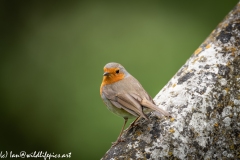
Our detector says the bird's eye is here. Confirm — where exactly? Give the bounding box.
[116,70,119,74]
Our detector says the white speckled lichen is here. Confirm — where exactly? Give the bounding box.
[102,2,240,160]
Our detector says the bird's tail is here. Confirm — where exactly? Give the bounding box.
[141,98,171,117]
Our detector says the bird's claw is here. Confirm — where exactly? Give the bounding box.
[111,137,125,146]
[124,122,140,133]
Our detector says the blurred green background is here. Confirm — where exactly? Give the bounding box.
[0,0,238,159]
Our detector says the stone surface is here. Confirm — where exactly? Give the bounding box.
[102,2,240,160]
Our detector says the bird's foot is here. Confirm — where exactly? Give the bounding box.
[124,122,139,133]
[111,137,125,146]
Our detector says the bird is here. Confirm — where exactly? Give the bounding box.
[100,62,171,146]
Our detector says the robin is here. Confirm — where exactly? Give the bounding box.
[100,62,170,146]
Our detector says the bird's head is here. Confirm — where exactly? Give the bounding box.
[102,62,129,85]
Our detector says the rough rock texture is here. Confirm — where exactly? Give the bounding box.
[102,2,240,160]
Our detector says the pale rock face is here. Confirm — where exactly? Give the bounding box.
[102,3,240,160]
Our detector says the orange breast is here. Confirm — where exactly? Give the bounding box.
[100,73,124,94]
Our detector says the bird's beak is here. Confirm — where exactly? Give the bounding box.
[103,72,110,76]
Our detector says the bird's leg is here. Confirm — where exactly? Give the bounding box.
[124,116,142,133]
[112,118,128,146]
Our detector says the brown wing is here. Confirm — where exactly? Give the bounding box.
[141,98,171,117]
[130,93,170,117]
[110,100,138,117]
[102,75,170,118]
[102,82,147,119]
[112,93,147,119]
